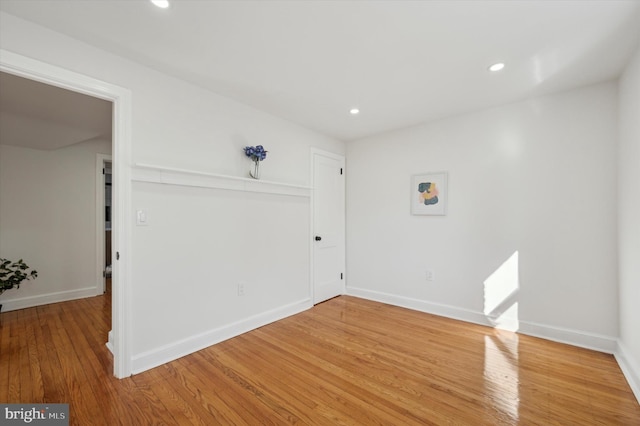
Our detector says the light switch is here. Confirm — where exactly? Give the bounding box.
[136,209,148,226]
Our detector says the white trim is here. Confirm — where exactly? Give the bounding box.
[347,286,492,326]
[106,331,114,355]
[309,151,315,303]
[96,154,112,296]
[111,75,133,380]
[309,148,346,163]
[309,148,346,304]
[132,298,312,374]
[0,287,99,312]
[518,319,617,354]
[346,286,618,354]
[133,163,311,197]
[0,49,133,379]
[615,341,640,403]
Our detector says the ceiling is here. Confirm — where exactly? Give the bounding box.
[0,71,112,150]
[1,0,639,142]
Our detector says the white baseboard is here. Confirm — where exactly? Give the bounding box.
[106,330,114,354]
[615,341,640,403]
[131,298,313,374]
[347,286,493,327]
[0,287,100,312]
[346,286,617,354]
[518,319,617,354]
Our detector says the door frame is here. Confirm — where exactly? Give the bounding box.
[309,148,346,304]
[96,154,112,295]
[1,49,133,379]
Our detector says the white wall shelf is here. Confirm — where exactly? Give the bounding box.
[132,163,312,197]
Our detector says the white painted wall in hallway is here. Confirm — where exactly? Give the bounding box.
[0,139,111,310]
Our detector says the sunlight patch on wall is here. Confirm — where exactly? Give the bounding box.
[484,251,519,331]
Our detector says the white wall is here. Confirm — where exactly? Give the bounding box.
[0,139,111,310]
[618,45,640,398]
[131,181,311,369]
[0,12,344,373]
[347,82,619,351]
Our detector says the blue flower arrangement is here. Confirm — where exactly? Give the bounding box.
[244,145,267,162]
[244,145,267,179]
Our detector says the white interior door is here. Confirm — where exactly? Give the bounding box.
[312,149,345,304]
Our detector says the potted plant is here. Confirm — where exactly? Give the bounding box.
[0,258,38,313]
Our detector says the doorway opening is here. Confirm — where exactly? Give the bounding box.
[1,49,132,378]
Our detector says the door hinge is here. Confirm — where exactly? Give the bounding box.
[102,168,105,175]
[116,251,120,260]
[340,168,343,175]
[340,273,343,280]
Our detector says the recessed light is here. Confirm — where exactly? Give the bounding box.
[349,108,360,115]
[488,62,505,72]
[151,0,170,8]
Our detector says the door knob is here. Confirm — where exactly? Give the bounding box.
[315,236,322,241]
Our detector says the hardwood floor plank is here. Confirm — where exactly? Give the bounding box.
[132,369,209,426]
[6,312,22,402]
[191,350,292,425]
[48,306,105,425]
[292,309,493,409]
[32,321,55,399]
[241,329,434,425]
[160,359,263,425]
[252,323,490,425]
[25,321,44,402]
[0,310,12,402]
[210,335,407,425]
[1,294,639,425]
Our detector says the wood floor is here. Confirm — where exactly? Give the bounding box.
[1,293,639,425]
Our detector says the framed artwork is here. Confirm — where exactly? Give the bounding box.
[411,172,448,215]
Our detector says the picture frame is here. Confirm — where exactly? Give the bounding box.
[411,172,448,215]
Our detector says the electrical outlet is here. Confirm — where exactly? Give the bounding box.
[237,283,245,296]
[426,270,434,282]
